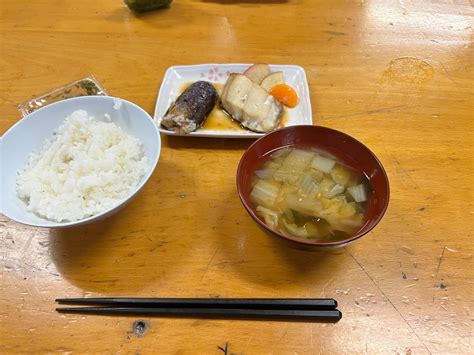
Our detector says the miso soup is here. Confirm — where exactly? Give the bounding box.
[250,147,371,241]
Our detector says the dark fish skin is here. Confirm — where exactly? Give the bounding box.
[161,81,218,134]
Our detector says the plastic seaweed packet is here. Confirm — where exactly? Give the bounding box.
[17,76,108,117]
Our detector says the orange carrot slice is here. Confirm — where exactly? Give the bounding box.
[269,84,299,108]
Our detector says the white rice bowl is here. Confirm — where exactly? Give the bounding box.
[16,110,149,222]
[0,96,161,228]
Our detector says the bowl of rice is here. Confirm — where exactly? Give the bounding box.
[0,96,161,228]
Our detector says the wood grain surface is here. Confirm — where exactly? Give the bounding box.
[1,0,473,353]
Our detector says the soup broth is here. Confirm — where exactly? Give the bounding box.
[250,147,371,241]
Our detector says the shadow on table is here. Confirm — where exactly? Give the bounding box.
[216,189,346,290]
[48,162,191,294]
[165,135,254,151]
[106,3,171,20]
[105,1,199,27]
[202,0,288,3]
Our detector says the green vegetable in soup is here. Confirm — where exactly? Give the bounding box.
[251,147,370,241]
[250,179,279,209]
[311,154,336,173]
[256,206,279,229]
[347,184,368,202]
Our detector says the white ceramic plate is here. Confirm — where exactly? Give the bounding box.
[154,64,312,138]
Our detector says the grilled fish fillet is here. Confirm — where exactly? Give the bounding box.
[220,74,283,132]
[161,81,217,134]
[220,74,252,121]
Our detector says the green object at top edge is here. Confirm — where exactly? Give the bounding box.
[124,0,173,12]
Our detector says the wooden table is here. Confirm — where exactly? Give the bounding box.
[1,0,472,353]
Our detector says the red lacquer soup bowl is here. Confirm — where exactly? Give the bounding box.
[236,125,390,248]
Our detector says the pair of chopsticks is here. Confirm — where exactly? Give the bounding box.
[56,298,341,322]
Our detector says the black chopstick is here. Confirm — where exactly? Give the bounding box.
[55,297,337,310]
[55,306,342,322]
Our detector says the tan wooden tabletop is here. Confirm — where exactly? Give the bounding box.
[1,0,473,353]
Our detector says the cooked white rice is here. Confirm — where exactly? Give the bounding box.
[16,110,149,222]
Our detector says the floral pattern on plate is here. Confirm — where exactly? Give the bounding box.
[200,67,231,82]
